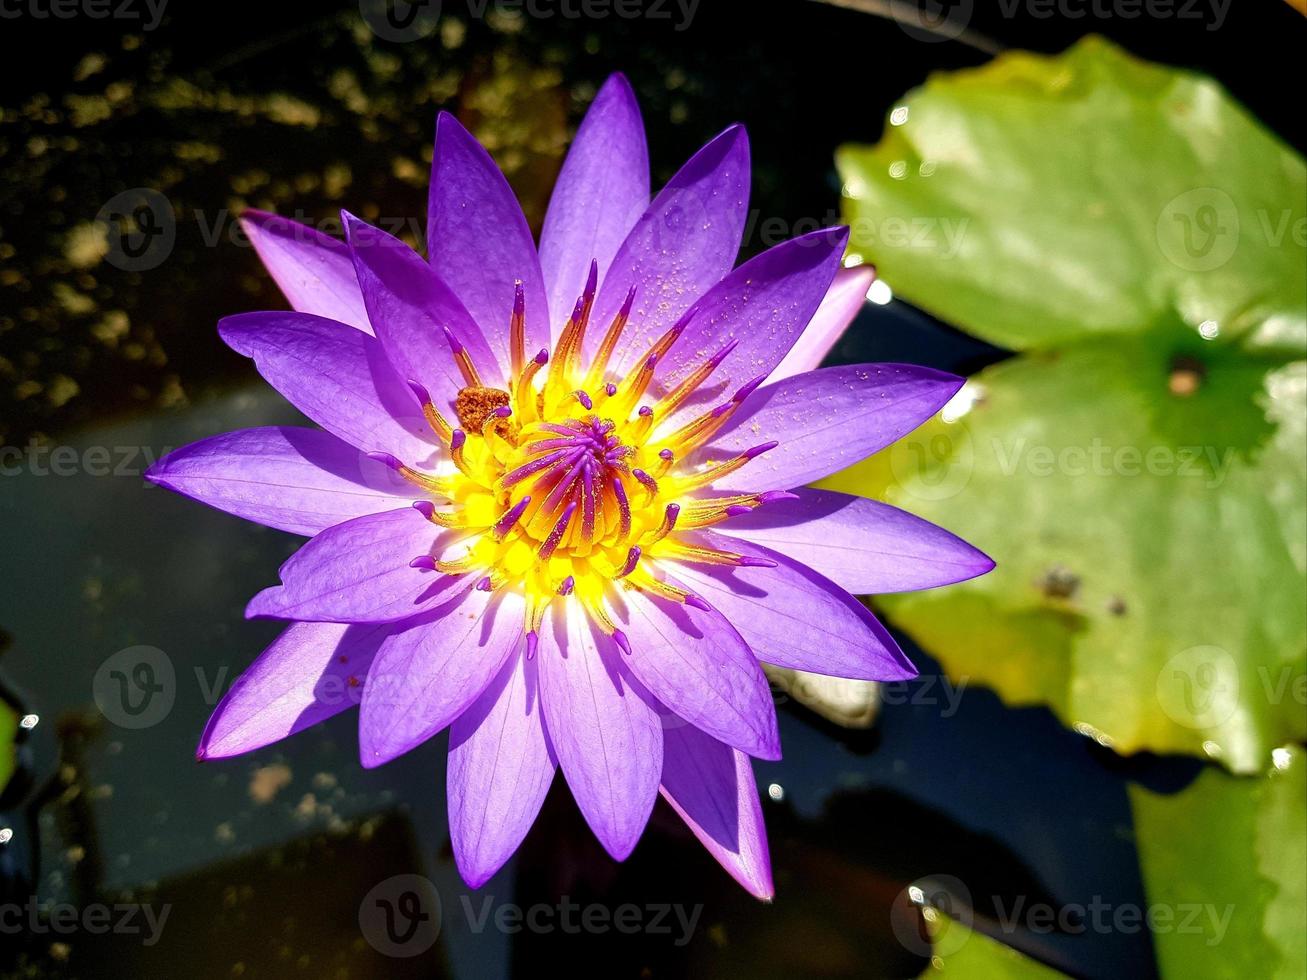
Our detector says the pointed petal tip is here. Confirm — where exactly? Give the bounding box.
[599,70,635,96]
[454,860,499,891]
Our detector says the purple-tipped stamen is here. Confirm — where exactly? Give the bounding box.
[366,451,404,471]
[406,379,432,406]
[632,468,658,497]
[538,500,578,560]
[744,441,780,460]
[733,373,769,403]
[493,495,532,538]
[441,324,464,355]
[615,546,641,578]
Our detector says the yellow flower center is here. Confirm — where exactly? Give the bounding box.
[392,267,781,648]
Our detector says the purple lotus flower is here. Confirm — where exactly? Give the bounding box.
[146,74,992,897]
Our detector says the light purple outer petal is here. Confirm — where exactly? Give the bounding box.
[245,507,453,623]
[668,530,917,681]
[145,427,412,536]
[539,73,649,338]
[198,620,394,759]
[239,210,372,334]
[771,265,875,380]
[447,651,557,887]
[613,587,779,760]
[219,311,439,465]
[586,126,751,375]
[660,723,773,900]
[358,588,525,767]
[702,363,964,492]
[718,487,994,595]
[654,227,848,432]
[344,212,505,401]
[427,112,550,365]
[537,604,663,860]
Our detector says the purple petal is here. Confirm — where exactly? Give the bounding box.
[537,605,663,860]
[427,113,550,364]
[718,487,993,594]
[358,588,525,767]
[245,507,454,623]
[219,311,439,463]
[197,620,394,759]
[586,125,751,374]
[448,651,557,886]
[668,530,917,681]
[343,212,505,400]
[772,266,875,380]
[702,363,963,492]
[655,227,848,431]
[660,723,773,900]
[613,588,779,760]
[239,210,371,334]
[539,73,649,337]
[145,427,412,536]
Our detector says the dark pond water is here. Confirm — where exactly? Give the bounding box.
[0,2,1299,977]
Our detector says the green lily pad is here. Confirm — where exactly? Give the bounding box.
[830,37,1307,773]
[836,36,1305,355]
[919,911,1069,978]
[1128,746,1306,978]
[0,698,17,799]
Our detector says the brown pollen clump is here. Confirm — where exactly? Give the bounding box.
[455,386,512,432]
